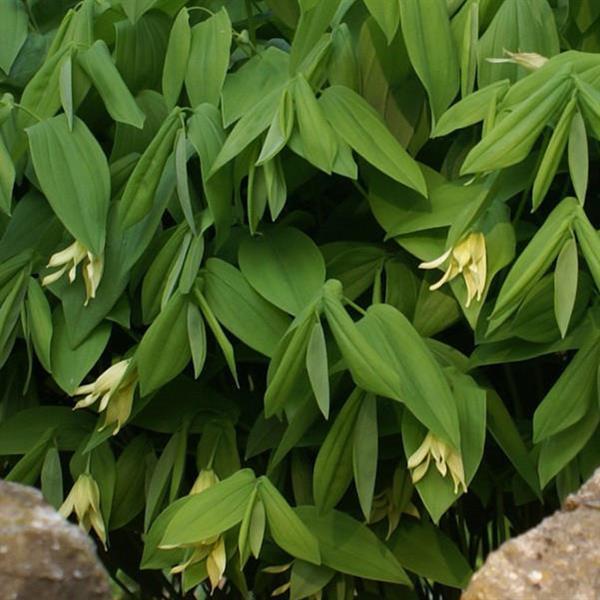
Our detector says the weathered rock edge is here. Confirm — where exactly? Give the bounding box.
[0,479,111,600]
[462,467,600,599]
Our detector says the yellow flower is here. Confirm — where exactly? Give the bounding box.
[166,470,227,592]
[419,232,487,308]
[407,432,467,494]
[59,473,106,546]
[487,50,548,71]
[42,240,104,305]
[73,359,137,434]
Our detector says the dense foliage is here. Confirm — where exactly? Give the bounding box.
[1,0,599,598]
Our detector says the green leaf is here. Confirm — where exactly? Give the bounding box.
[320,86,427,194]
[295,506,410,585]
[290,561,335,600]
[203,258,291,357]
[389,518,471,588]
[0,0,28,74]
[51,308,111,395]
[185,8,231,107]
[258,476,321,564]
[533,332,600,443]
[0,134,15,215]
[462,68,573,174]
[27,115,111,255]
[352,393,378,521]
[118,107,182,228]
[187,303,206,378]
[364,0,400,44]
[568,110,588,205]
[293,74,337,173]
[313,388,363,513]
[159,469,256,547]
[239,227,326,316]
[162,8,191,109]
[554,237,579,338]
[41,446,63,509]
[26,277,53,372]
[305,319,330,418]
[121,0,158,24]
[137,291,191,396]
[77,40,146,128]
[399,0,460,123]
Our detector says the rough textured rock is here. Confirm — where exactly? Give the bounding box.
[0,480,111,600]
[462,467,600,599]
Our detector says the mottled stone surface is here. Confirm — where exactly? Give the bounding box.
[462,467,600,599]
[0,480,111,600]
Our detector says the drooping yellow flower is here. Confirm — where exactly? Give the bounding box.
[59,473,106,546]
[487,50,548,71]
[73,359,137,434]
[419,232,487,308]
[42,240,104,305]
[407,432,467,494]
[164,470,227,592]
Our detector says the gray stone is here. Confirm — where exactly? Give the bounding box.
[462,467,600,600]
[0,480,111,600]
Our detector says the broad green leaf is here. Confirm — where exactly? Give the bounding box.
[433,80,510,137]
[554,237,579,338]
[137,291,191,396]
[26,278,53,372]
[486,390,541,497]
[203,258,291,357]
[41,446,63,509]
[51,308,111,395]
[118,107,181,228]
[461,68,573,174]
[160,469,256,546]
[187,104,233,248]
[533,332,600,442]
[490,197,579,328]
[399,0,460,123]
[0,134,15,215]
[356,304,461,448]
[121,0,157,24]
[532,95,576,211]
[258,476,321,564]
[174,129,196,233]
[27,115,111,255]
[111,435,152,529]
[568,110,588,205]
[295,506,410,585]
[305,319,330,418]
[538,406,599,488]
[77,40,145,128]
[0,407,95,454]
[313,389,363,513]
[364,0,400,43]
[239,227,326,316]
[162,8,191,109]
[185,9,231,108]
[460,2,478,98]
[290,561,335,600]
[187,303,206,378]
[573,206,600,290]
[293,74,337,173]
[477,0,559,88]
[0,0,28,74]
[290,0,342,72]
[352,394,378,520]
[389,518,471,588]
[58,55,73,130]
[320,86,427,194]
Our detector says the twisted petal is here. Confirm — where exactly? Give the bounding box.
[419,248,452,270]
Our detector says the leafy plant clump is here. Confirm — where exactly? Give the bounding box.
[1,0,599,598]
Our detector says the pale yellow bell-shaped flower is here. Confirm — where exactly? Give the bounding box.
[407,432,467,494]
[73,359,137,434]
[487,50,548,71]
[59,473,106,546]
[419,232,487,308]
[166,470,227,591]
[42,240,104,305]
